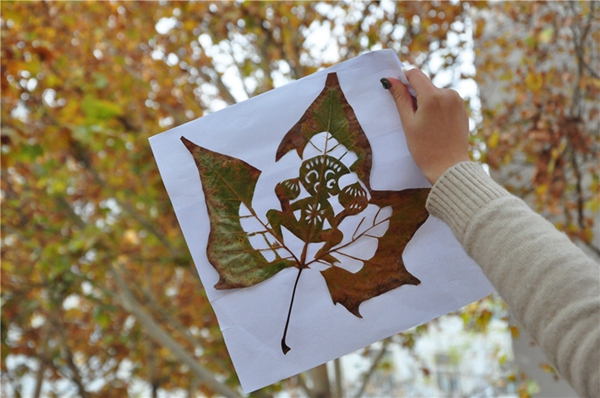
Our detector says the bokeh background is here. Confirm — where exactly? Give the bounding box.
[2,1,598,397]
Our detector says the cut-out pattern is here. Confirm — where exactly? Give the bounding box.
[182,72,430,354]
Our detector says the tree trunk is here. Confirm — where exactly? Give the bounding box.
[32,359,46,398]
[333,358,343,398]
[310,364,331,398]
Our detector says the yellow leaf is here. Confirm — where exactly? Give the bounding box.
[525,73,543,91]
[499,354,508,365]
[540,363,555,374]
[581,228,594,244]
[488,130,500,149]
[584,198,599,213]
[500,70,514,81]
[539,27,554,44]
[124,229,140,245]
[535,184,548,197]
[510,325,520,339]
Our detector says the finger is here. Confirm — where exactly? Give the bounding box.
[404,69,437,98]
[385,77,416,126]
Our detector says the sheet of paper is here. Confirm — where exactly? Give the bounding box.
[149,49,493,393]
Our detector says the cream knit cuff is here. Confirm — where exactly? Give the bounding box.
[426,162,510,240]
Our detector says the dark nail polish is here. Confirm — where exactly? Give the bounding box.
[380,78,391,90]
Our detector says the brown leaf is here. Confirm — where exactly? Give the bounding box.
[321,188,429,317]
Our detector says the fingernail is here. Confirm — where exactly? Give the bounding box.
[380,78,391,90]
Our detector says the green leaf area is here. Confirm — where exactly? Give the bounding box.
[276,73,372,190]
[182,137,294,289]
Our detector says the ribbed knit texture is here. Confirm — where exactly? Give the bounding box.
[427,162,599,398]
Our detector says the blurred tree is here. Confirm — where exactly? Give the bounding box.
[473,1,599,395]
[0,0,564,396]
[473,1,599,258]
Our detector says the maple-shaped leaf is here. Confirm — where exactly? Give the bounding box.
[181,137,295,289]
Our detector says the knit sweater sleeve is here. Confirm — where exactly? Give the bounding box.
[426,162,600,398]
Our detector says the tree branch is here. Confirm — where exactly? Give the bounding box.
[353,341,389,398]
[198,64,239,106]
[48,306,90,398]
[110,262,242,398]
[569,147,585,230]
[296,373,317,398]
[118,264,208,357]
[583,241,600,257]
[187,377,201,398]
[310,364,331,398]
[32,357,47,398]
[56,196,87,230]
[333,358,343,398]
[78,158,185,260]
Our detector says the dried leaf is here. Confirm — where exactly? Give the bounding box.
[276,73,373,189]
[182,137,295,289]
[183,73,429,353]
[321,189,429,317]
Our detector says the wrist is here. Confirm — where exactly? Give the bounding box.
[425,157,471,185]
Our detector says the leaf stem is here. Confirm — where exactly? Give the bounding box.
[281,267,304,354]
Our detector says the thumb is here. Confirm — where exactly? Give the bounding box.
[385,77,416,127]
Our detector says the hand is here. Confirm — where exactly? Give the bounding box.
[384,69,471,185]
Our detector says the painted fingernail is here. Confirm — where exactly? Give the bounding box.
[380,78,391,90]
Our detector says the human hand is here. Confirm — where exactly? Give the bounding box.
[383,69,471,185]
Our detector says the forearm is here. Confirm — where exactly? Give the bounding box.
[427,162,600,398]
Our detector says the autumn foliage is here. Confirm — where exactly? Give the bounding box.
[473,1,599,254]
[1,1,597,397]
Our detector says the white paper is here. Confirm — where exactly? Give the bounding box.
[149,49,493,393]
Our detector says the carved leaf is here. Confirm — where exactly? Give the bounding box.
[181,137,295,289]
[321,188,430,317]
[276,73,373,189]
[182,72,430,354]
